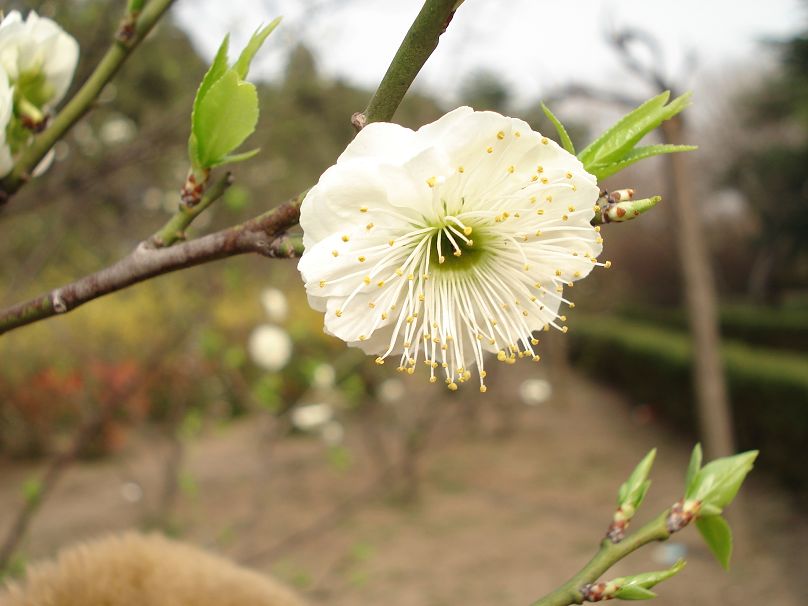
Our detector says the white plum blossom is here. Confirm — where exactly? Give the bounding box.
[299,107,606,392]
[0,74,13,177]
[0,11,79,110]
[260,287,289,322]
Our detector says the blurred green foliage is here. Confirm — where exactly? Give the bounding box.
[569,316,808,492]
[616,304,808,352]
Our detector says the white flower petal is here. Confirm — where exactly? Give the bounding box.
[298,108,606,391]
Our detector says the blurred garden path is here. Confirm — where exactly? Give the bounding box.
[0,372,805,606]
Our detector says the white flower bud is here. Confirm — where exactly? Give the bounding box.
[0,74,12,177]
[0,11,79,110]
[247,324,292,372]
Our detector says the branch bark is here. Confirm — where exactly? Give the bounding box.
[0,197,305,336]
[362,0,459,124]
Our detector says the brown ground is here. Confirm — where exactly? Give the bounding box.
[0,373,805,606]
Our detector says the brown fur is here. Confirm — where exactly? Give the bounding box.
[0,533,306,606]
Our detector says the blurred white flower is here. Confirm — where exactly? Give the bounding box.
[377,378,405,405]
[321,420,345,446]
[99,115,137,146]
[0,74,13,177]
[299,107,604,392]
[260,287,288,322]
[247,324,292,371]
[312,363,336,389]
[519,378,552,406]
[0,11,79,110]
[291,402,333,432]
[120,481,143,504]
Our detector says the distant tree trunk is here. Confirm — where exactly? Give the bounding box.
[662,116,736,459]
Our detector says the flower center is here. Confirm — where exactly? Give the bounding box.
[428,223,488,272]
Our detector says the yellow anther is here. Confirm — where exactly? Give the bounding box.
[479,385,488,393]
[407,273,414,280]
[389,239,395,246]
[375,357,385,365]
[381,312,389,320]
[546,195,553,202]
[562,214,569,221]
[407,367,415,375]
[426,176,437,188]
[369,302,376,309]
[448,382,458,391]
[342,234,350,242]
[507,165,515,174]
[378,281,385,288]
[541,177,549,185]
[359,335,367,341]
[319,280,326,288]
[418,293,425,302]
[532,355,541,362]
[531,338,539,345]
[531,175,538,182]
[358,256,366,262]
[464,226,473,236]
[429,376,438,383]
[537,165,544,173]
[497,131,505,140]
[363,276,371,284]
[560,315,567,322]
[497,350,507,362]
[561,326,569,333]
[605,260,613,269]
[480,370,487,378]
[395,268,403,276]
[555,269,562,277]
[514,131,521,138]
[335,309,343,317]
[439,255,446,264]
[453,250,462,257]
[360,206,368,213]
[366,222,374,230]
[536,209,545,215]
[566,172,573,179]
[568,206,575,212]
[486,146,494,154]
[458,166,465,173]
[530,196,537,204]
[332,250,339,257]
[541,137,549,144]
[594,225,601,232]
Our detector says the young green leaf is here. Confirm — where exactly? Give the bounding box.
[696,515,733,570]
[577,91,693,180]
[611,560,687,601]
[192,69,259,169]
[617,448,656,509]
[587,144,697,180]
[614,585,657,601]
[233,18,282,80]
[684,443,703,495]
[687,450,758,510]
[541,103,575,155]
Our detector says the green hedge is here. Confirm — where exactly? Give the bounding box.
[617,304,808,351]
[569,316,808,492]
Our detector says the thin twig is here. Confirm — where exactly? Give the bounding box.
[531,512,671,606]
[362,0,460,124]
[0,198,305,336]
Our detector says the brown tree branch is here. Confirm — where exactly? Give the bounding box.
[0,196,305,336]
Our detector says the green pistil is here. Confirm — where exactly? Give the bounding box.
[429,226,488,272]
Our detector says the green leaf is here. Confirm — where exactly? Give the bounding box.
[578,91,692,170]
[617,448,656,509]
[587,144,698,180]
[233,18,282,80]
[215,148,261,167]
[541,103,575,154]
[192,69,259,169]
[614,586,657,600]
[696,515,733,570]
[688,450,758,508]
[22,477,43,505]
[685,443,703,495]
[193,36,231,125]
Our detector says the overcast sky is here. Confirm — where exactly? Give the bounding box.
[175,0,804,106]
